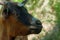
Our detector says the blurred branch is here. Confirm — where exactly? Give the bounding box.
[39,0,49,13]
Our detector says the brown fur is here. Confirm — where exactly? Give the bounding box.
[2,14,30,40]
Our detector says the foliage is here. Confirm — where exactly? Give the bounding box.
[42,0,60,40]
[12,0,23,3]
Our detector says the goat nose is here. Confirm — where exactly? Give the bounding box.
[36,20,42,25]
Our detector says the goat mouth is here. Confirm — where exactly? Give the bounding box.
[28,28,41,34]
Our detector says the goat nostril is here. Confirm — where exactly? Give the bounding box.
[36,20,41,25]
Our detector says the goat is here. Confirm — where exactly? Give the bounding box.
[1,2,43,40]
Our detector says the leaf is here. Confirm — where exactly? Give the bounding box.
[12,0,24,3]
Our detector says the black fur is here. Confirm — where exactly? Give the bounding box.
[3,2,32,25]
[3,2,43,34]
